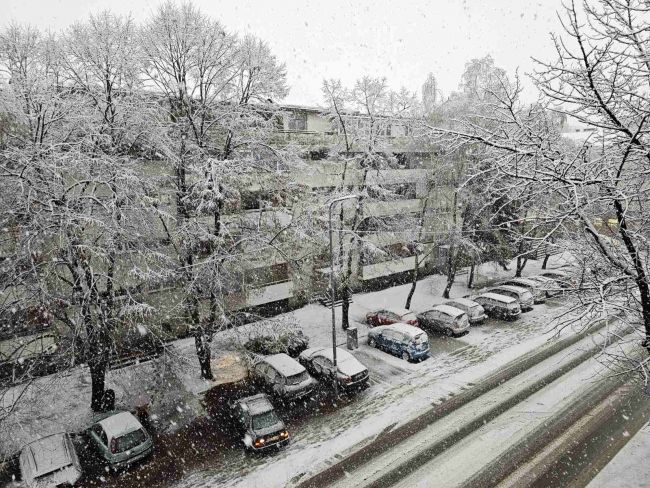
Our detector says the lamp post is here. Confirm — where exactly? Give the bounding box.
[328,194,360,398]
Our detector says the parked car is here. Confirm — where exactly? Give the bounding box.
[365,307,418,327]
[367,323,430,362]
[473,293,522,320]
[251,353,317,402]
[528,275,562,297]
[298,346,369,391]
[540,269,574,288]
[229,393,290,451]
[499,277,546,304]
[417,305,470,337]
[19,433,82,487]
[444,298,487,325]
[487,285,534,311]
[86,410,153,470]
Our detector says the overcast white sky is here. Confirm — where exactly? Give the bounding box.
[6,0,566,106]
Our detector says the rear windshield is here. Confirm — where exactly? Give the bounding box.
[286,370,309,385]
[252,410,281,430]
[115,429,147,453]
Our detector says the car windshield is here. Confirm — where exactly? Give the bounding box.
[115,429,147,453]
[252,410,281,430]
[286,370,309,385]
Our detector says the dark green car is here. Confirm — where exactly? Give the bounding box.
[87,410,153,469]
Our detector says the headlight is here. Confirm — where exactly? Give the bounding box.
[279,430,289,438]
[254,437,266,447]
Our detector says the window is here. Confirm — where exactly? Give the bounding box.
[287,111,307,131]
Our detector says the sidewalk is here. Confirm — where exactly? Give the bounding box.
[587,421,650,488]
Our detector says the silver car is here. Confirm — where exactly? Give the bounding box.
[87,411,154,470]
[445,298,487,324]
[499,278,546,303]
[417,305,470,336]
[298,347,369,390]
[488,285,534,311]
[252,353,317,402]
[19,433,82,487]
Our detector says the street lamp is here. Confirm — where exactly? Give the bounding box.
[328,194,360,398]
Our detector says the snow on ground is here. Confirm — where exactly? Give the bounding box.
[0,254,575,469]
[587,421,650,488]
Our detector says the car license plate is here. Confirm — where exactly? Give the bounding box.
[269,435,279,442]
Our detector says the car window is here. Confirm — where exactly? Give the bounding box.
[92,424,108,445]
[252,410,281,430]
[383,330,397,341]
[114,429,147,453]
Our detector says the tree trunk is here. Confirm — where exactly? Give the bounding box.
[468,263,476,289]
[612,198,650,350]
[195,331,213,380]
[341,285,350,330]
[405,255,419,309]
[89,359,108,412]
[515,256,528,277]
[443,248,456,299]
[541,254,550,270]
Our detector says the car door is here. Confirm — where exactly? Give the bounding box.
[311,356,326,377]
[89,423,109,458]
[427,310,441,331]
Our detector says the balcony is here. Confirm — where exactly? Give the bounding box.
[364,199,423,218]
[361,256,417,281]
[245,280,294,307]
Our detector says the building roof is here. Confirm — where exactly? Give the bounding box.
[98,411,143,438]
[263,353,305,376]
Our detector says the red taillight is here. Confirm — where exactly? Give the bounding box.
[110,437,118,454]
[409,320,417,325]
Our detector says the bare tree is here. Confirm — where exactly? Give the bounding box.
[430,0,650,361]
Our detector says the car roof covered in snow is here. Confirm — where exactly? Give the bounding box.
[301,346,353,363]
[381,307,415,317]
[501,277,537,286]
[98,411,143,438]
[431,304,466,317]
[446,297,481,308]
[541,269,568,277]
[490,285,530,295]
[21,433,74,478]
[263,353,305,376]
[374,322,426,337]
[238,393,274,416]
[477,292,518,304]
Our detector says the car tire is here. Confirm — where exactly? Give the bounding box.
[402,351,411,362]
[444,328,453,337]
[368,338,376,348]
